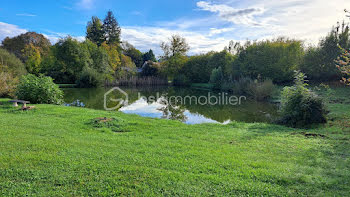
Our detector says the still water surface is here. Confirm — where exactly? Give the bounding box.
[63,87,279,124]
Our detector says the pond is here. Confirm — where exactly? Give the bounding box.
[62,86,279,124]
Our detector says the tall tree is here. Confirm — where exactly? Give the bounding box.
[86,16,105,46]
[143,49,157,62]
[1,32,51,62]
[103,11,121,45]
[160,35,189,59]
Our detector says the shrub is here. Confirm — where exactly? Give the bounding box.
[278,71,327,127]
[228,77,253,94]
[140,61,160,77]
[0,72,18,97]
[16,74,64,104]
[247,79,276,101]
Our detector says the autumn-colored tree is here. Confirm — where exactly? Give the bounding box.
[334,9,350,85]
[101,42,121,73]
[118,54,137,78]
[335,49,350,85]
[122,41,143,67]
[1,32,51,62]
[23,44,42,75]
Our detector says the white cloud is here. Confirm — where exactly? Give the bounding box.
[197,1,265,26]
[0,22,27,42]
[0,22,84,45]
[16,13,37,17]
[209,27,235,36]
[121,26,232,56]
[196,0,350,44]
[42,30,85,44]
[76,0,94,10]
[122,0,350,55]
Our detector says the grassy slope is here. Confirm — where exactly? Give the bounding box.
[0,89,350,196]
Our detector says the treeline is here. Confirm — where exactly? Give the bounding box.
[161,23,349,90]
[0,11,158,93]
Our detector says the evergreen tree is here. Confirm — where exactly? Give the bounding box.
[103,11,121,45]
[86,16,105,46]
[143,49,157,62]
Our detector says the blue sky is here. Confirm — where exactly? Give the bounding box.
[1,0,350,56]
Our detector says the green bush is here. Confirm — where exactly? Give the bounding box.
[278,71,327,127]
[16,74,64,104]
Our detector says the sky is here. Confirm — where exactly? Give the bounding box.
[1,0,350,56]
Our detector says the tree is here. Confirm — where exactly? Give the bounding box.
[101,42,121,74]
[118,54,137,78]
[1,32,51,62]
[160,35,189,59]
[122,42,143,67]
[0,48,27,97]
[46,37,92,84]
[233,38,304,83]
[103,11,121,45]
[23,44,42,75]
[210,66,224,89]
[0,48,27,77]
[140,61,160,77]
[143,49,157,62]
[225,41,243,55]
[86,16,105,46]
[161,54,188,79]
[335,48,350,85]
[83,40,112,80]
[301,23,349,81]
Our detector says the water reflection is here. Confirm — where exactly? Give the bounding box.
[63,87,279,124]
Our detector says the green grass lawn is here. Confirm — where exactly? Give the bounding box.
[0,88,350,196]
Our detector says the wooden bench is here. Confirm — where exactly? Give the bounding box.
[9,100,30,108]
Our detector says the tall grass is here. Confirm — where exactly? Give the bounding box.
[221,77,276,101]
